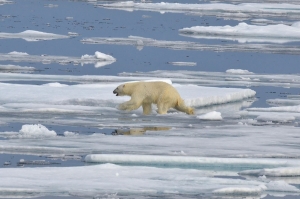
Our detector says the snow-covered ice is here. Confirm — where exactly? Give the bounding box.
[2,124,300,159]
[1,163,296,198]
[167,62,197,66]
[100,2,300,20]
[179,22,300,43]
[0,64,35,71]
[0,81,255,110]
[82,36,300,55]
[0,30,69,41]
[0,51,116,67]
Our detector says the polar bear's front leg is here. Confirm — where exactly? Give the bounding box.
[118,98,143,111]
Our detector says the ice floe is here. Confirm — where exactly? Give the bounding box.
[0,30,69,41]
[99,2,300,20]
[0,0,12,6]
[240,167,300,177]
[1,124,300,159]
[0,51,116,67]
[226,69,253,74]
[167,62,196,66]
[1,163,295,198]
[82,36,300,55]
[179,22,300,43]
[0,64,35,72]
[0,81,255,109]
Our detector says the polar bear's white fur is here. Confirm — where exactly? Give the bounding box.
[113,81,194,115]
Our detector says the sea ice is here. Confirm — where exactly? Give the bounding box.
[0,64,35,71]
[0,163,289,198]
[2,125,300,159]
[226,69,253,74]
[0,81,255,109]
[82,36,300,55]
[0,30,69,41]
[119,70,300,88]
[99,2,300,20]
[17,124,57,138]
[179,22,300,43]
[240,167,300,177]
[167,62,197,66]
[0,51,116,67]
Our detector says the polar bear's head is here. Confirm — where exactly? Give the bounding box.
[113,84,126,96]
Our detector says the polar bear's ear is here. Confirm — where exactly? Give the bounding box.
[123,85,125,88]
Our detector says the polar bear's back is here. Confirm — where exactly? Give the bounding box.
[134,81,181,103]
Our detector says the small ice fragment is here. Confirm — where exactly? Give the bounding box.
[4,161,11,166]
[226,69,253,74]
[68,32,79,36]
[64,131,78,136]
[197,111,222,120]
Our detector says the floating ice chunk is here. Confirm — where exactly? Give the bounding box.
[95,51,115,61]
[213,185,266,195]
[256,115,295,123]
[240,167,300,177]
[67,32,79,36]
[18,124,57,138]
[175,84,255,107]
[0,163,278,198]
[226,69,253,74]
[44,4,58,8]
[100,2,300,21]
[82,36,300,55]
[84,154,290,167]
[0,0,12,5]
[267,181,300,192]
[197,111,222,120]
[0,51,114,67]
[8,51,29,56]
[167,62,197,66]
[0,82,254,109]
[42,82,68,87]
[0,30,69,41]
[63,131,78,136]
[81,51,116,67]
[179,22,300,43]
[0,64,35,71]
[248,105,300,113]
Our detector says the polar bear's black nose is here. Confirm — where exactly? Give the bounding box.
[113,89,118,96]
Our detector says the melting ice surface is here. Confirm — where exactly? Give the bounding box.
[179,22,300,43]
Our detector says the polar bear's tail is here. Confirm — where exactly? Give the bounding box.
[175,100,194,115]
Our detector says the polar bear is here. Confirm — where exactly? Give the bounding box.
[113,81,194,115]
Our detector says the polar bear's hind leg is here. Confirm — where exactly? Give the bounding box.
[142,103,152,115]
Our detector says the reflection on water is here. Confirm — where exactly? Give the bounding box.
[112,126,171,136]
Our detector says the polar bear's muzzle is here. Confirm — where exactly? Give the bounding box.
[113,89,118,96]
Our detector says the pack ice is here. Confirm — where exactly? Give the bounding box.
[179,22,300,43]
